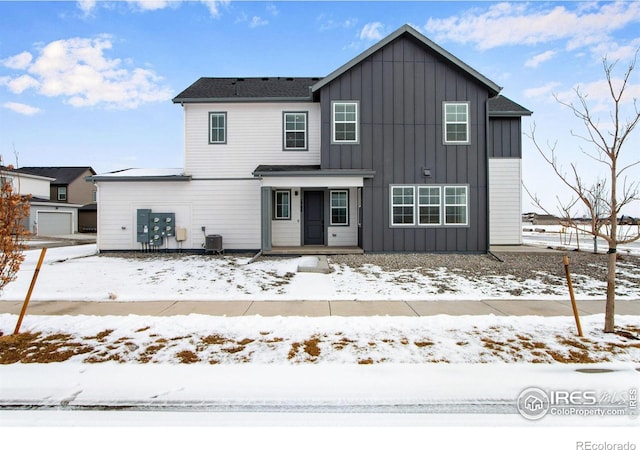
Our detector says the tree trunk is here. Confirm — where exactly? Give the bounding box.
[604,250,616,333]
[605,159,617,334]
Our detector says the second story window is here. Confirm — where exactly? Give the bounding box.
[443,102,469,145]
[332,101,358,144]
[283,112,307,150]
[57,186,67,201]
[209,112,227,144]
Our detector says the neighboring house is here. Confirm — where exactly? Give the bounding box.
[0,165,81,236]
[522,213,562,226]
[17,167,97,233]
[92,25,531,253]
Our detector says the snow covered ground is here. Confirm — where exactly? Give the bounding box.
[1,235,639,448]
[2,238,639,302]
[523,225,640,256]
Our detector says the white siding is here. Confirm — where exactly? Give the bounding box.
[96,179,261,251]
[272,189,301,246]
[328,187,358,246]
[4,173,51,199]
[184,102,321,178]
[489,158,522,245]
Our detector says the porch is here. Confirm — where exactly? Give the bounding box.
[253,165,375,254]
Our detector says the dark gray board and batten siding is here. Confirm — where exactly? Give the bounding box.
[488,118,523,158]
[319,34,494,253]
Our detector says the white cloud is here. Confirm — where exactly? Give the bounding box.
[1,36,172,109]
[359,22,384,41]
[423,2,640,51]
[590,38,640,62]
[3,102,42,116]
[317,16,357,32]
[249,16,268,28]
[555,78,640,113]
[76,0,228,17]
[525,50,557,68]
[76,0,96,15]
[266,3,278,16]
[4,74,40,94]
[524,82,562,99]
[2,51,33,70]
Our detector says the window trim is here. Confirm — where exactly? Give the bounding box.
[208,112,227,144]
[57,186,67,201]
[331,101,359,144]
[273,190,291,220]
[282,111,308,151]
[390,185,416,227]
[330,190,349,226]
[390,184,469,228]
[443,102,470,145]
[444,185,469,226]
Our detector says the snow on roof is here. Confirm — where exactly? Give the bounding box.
[90,168,190,182]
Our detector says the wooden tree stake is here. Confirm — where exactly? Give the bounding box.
[13,247,47,335]
[563,255,583,337]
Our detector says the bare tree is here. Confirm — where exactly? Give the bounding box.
[0,158,31,292]
[526,50,640,333]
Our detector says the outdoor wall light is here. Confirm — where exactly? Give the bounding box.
[423,168,432,177]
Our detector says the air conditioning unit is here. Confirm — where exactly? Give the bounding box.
[205,234,223,254]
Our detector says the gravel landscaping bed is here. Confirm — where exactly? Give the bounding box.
[329,251,640,288]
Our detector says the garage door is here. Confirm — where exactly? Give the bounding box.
[38,212,73,236]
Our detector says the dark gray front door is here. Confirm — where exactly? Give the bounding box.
[304,190,324,245]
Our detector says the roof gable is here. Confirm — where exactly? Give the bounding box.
[311,24,501,95]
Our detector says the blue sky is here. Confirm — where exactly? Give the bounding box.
[1,1,640,215]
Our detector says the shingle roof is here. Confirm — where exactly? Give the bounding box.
[17,167,96,185]
[173,77,321,103]
[488,95,532,117]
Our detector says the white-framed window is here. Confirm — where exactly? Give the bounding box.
[332,101,358,143]
[57,186,67,201]
[209,112,227,144]
[330,190,349,225]
[418,186,441,225]
[283,112,308,150]
[390,186,415,226]
[443,102,469,144]
[444,186,468,225]
[390,185,468,227]
[274,190,290,220]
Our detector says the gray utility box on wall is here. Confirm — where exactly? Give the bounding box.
[137,209,176,245]
[205,234,223,254]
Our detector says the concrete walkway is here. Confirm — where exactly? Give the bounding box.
[1,299,638,317]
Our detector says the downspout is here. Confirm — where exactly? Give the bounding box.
[485,98,491,255]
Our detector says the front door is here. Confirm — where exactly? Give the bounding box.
[304,190,324,245]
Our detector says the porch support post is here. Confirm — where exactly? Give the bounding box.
[261,187,272,251]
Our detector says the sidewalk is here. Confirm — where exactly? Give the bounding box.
[1,299,639,317]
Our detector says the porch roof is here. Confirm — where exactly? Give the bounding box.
[252,165,375,178]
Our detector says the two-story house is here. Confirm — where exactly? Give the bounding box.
[1,165,83,236]
[17,166,98,233]
[91,25,531,253]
